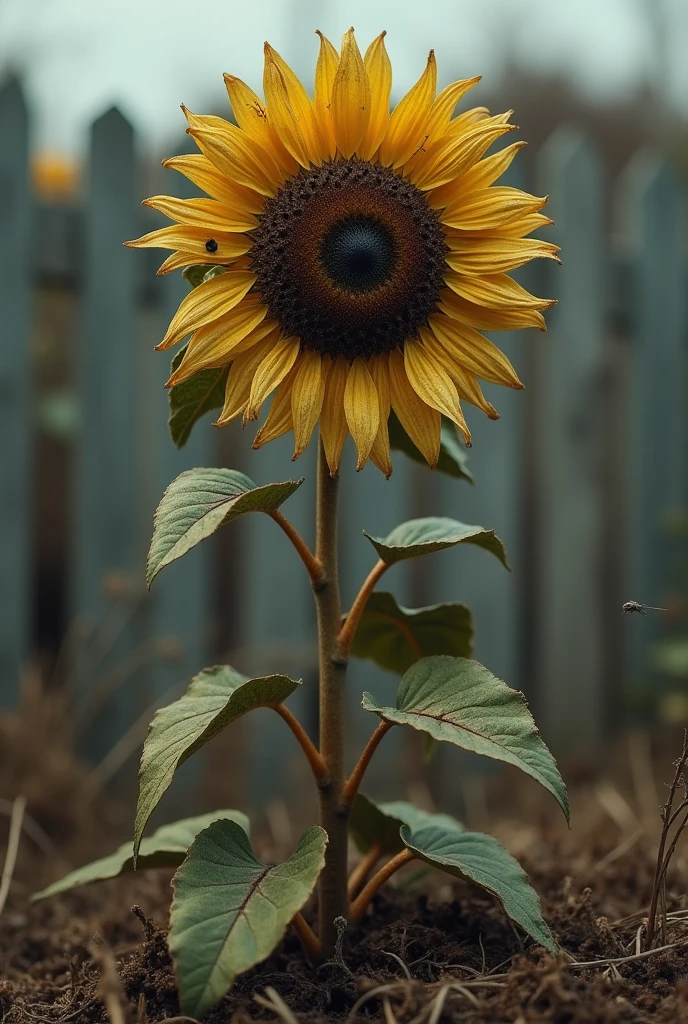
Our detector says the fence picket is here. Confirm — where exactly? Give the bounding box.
[535,128,607,753]
[73,107,140,754]
[618,155,688,686]
[0,79,32,704]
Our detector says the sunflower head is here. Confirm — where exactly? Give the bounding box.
[126,29,559,477]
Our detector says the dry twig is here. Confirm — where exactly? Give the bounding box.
[645,728,688,949]
[253,986,301,1024]
[0,793,27,917]
[88,938,128,1024]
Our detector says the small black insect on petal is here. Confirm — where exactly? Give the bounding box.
[205,238,219,253]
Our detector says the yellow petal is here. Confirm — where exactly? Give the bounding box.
[403,339,470,441]
[166,305,272,385]
[158,270,256,349]
[425,316,522,388]
[143,195,257,233]
[403,76,481,173]
[245,335,301,421]
[155,250,244,276]
[163,154,265,213]
[379,50,437,167]
[439,140,527,198]
[314,31,339,160]
[360,32,392,159]
[319,355,349,475]
[410,117,517,191]
[434,349,499,419]
[263,43,322,166]
[440,187,547,231]
[330,28,371,159]
[444,270,557,311]
[223,74,298,175]
[439,288,547,331]
[125,224,252,260]
[291,350,325,458]
[471,212,554,239]
[445,235,561,276]
[215,339,272,425]
[368,354,393,478]
[187,124,281,196]
[388,349,441,467]
[343,357,380,470]
[252,364,298,447]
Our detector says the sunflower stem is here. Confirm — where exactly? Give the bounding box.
[314,436,350,956]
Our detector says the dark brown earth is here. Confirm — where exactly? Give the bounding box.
[2,682,688,1022]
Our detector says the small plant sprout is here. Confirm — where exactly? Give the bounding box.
[34,31,568,1019]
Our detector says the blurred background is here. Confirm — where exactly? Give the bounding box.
[1,0,688,837]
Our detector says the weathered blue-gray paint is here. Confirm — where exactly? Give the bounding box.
[620,154,688,684]
[0,80,32,703]
[72,108,140,752]
[536,128,607,751]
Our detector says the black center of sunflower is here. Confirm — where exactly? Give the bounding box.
[250,159,448,360]
[319,215,397,293]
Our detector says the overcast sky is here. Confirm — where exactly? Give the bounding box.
[1,0,687,156]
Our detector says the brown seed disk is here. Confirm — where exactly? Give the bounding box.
[249,158,448,360]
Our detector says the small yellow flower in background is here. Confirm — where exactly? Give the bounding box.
[126,29,559,476]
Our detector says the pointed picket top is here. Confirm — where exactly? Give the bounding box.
[535,126,606,751]
[617,151,688,687]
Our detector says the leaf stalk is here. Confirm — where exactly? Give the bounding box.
[337,559,388,656]
[349,848,416,925]
[271,704,329,785]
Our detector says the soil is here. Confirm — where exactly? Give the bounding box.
[2,685,688,1022]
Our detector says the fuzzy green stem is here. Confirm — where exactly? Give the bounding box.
[314,437,349,955]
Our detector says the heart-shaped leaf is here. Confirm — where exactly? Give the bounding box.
[349,592,473,675]
[389,414,473,482]
[400,824,557,953]
[362,655,569,821]
[170,820,327,1018]
[364,517,509,569]
[168,345,228,449]
[32,810,249,902]
[147,468,303,585]
[135,666,300,863]
[349,793,464,856]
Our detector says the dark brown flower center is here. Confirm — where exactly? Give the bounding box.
[249,159,448,360]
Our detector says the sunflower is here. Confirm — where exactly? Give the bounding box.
[126,29,559,477]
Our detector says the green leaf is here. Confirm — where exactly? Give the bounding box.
[135,666,300,863]
[364,517,509,569]
[400,824,557,953]
[362,655,569,821]
[32,810,248,902]
[389,413,473,482]
[170,820,327,1018]
[349,591,473,675]
[182,264,226,289]
[147,468,303,586]
[168,347,228,449]
[350,793,463,856]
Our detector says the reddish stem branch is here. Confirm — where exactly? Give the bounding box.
[290,912,321,962]
[348,841,384,899]
[342,721,393,808]
[271,704,329,785]
[349,849,416,925]
[337,559,388,655]
[269,510,324,587]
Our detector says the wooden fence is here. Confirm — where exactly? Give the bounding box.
[1,76,687,810]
